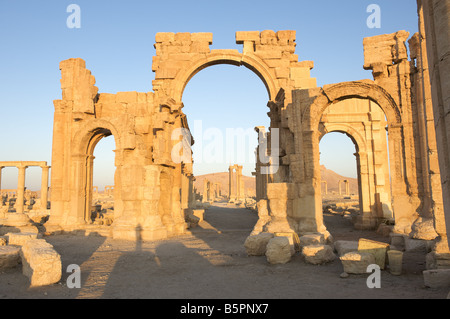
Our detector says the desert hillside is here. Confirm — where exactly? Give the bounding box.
[193,165,358,197]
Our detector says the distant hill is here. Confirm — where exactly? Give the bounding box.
[193,165,358,197]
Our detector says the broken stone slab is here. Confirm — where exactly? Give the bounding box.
[423,269,450,289]
[334,240,358,257]
[340,252,376,274]
[358,238,390,270]
[302,244,335,265]
[0,246,21,271]
[6,232,39,246]
[245,233,274,256]
[265,236,292,264]
[20,239,62,287]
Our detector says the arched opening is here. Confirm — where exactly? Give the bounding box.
[77,127,118,225]
[91,134,116,226]
[317,97,393,231]
[181,63,270,231]
[319,132,360,234]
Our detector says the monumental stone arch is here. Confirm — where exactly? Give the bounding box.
[45,24,450,270]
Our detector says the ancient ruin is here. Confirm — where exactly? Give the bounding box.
[228,165,245,203]
[1,0,449,292]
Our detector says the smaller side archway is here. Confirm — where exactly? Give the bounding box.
[297,83,399,232]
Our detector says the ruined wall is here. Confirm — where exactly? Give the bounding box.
[48,58,191,240]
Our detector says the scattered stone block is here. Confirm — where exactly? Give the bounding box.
[274,232,299,254]
[376,224,392,237]
[185,213,200,228]
[6,232,39,246]
[423,269,450,288]
[340,252,376,274]
[299,233,324,248]
[334,240,358,256]
[358,238,390,270]
[265,237,292,264]
[245,233,274,256]
[390,233,406,250]
[192,209,205,222]
[410,217,439,241]
[0,246,21,270]
[20,239,62,287]
[404,237,434,252]
[302,245,335,265]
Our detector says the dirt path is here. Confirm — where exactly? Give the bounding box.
[0,202,448,299]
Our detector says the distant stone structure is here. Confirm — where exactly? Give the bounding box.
[228,165,245,203]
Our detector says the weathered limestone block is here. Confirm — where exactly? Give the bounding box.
[265,237,292,264]
[20,239,62,287]
[363,30,410,68]
[340,252,376,274]
[410,218,439,241]
[302,245,335,265]
[390,233,407,250]
[426,252,450,270]
[0,246,21,270]
[7,232,38,246]
[334,240,358,257]
[192,209,205,222]
[404,237,434,252]
[245,233,274,256]
[358,239,390,270]
[299,234,325,248]
[2,213,33,227]
[423,269,450,288]
[185,213,200,228]
[250,200,271,235]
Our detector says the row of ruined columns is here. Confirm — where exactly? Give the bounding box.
[0,161,50,213]
[202,179,222,203]
[320,180,350,196]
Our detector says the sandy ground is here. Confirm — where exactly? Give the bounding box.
[0,202,448,299]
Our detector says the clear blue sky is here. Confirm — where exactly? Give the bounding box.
[0,0,419,190]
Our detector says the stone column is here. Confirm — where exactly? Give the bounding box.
[322,181,327,195]
[40,166,50,210]
[16,165,27,214]
[228,166,235,201]
[417,0,450,251]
